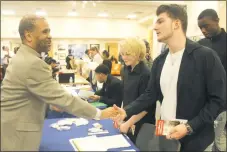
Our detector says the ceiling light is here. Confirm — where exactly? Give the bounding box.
[127,14,137,19]
[98,12,108,17]
[93,2,96,7]
[2,10,15,15]
[35,10,47,16]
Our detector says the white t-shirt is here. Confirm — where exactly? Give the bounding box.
[160,48,185,120]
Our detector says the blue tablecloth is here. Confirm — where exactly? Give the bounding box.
[46,88,107,119]
[39,118,139,151]
[46,103,107,119]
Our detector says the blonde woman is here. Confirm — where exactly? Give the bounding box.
[118,37,156,143]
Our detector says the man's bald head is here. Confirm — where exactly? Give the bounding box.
[18,15,45,41]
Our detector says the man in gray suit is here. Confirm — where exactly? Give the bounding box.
[1,15,118,151]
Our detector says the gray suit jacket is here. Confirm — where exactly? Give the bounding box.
[1,44,97,151]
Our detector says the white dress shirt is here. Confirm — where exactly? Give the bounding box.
[91,53,103,89]
[160,48,185,120]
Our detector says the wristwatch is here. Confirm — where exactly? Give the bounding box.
[185,123,193,135]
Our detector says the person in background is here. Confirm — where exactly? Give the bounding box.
[118,54,124,65]
[82,49,91,61]
[197,9,226,152]
[1,15,118,151]
[102,50,110,60]
[65,52,76,70]
[113,4,226,151]
[117,37,156,143]
[45,57,59,79]
[110,55,118,64]
[14,47,20,54]
[103,59,112,72]
[89,46,103,64]
[143,40,153,69]
[102,50,112,72]
[198,9,226,72]
[1,46,11,79]
[89,46,103,91]
[89,64,122,107]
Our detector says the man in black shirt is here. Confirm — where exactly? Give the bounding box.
[112,5,226,151]
[198,9,226,72]
[89,64,122,107]
[197,9,226,152]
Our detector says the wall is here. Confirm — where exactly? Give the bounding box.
[1,16,149,64]
[1,16,148,39]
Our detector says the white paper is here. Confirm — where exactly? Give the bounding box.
[121,149,136,151]
[88,130,109,135]
[78,90,94,99]
[97,134,131,149]
[74,85,91,90]
[73,118,89,126]
[62,86,78,96]
[70,136,107,151]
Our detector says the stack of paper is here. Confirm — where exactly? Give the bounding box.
[70,136,107,151]
[98,134,131,149]
[74,75,90,84]
[78,90,94,99]
[70,134,131,151]
[62,86,78,96]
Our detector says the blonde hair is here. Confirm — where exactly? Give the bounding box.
[119,37,146,61]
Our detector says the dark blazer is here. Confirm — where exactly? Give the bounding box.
[95,74,122,107]
[124,38,226,151]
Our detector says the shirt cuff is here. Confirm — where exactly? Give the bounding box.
[94,108,101,120]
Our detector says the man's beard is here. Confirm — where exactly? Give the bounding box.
[158,31,174,43]
[36,39,49,53]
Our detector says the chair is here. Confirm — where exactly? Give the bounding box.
[136,123,181,151]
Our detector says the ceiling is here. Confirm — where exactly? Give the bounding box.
[1,1,186,21]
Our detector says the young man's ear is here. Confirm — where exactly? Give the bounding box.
[174,20,180,30]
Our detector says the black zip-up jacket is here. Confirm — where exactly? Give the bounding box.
[198,28,226,72]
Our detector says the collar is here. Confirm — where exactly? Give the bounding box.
[160,38,201,57]
[210,28,226,41]
[126,61,144,74]
[20,44,41,58]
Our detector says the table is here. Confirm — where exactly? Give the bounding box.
[46,101,107,119]
[46,84,107,119]
[39,118,139,151]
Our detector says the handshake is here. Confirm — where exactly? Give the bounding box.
[100,104,127,123]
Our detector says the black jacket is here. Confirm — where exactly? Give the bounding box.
[125,39,226,151]
[198,28,226,72]
[95,75,122,107]
[122,61,156,125]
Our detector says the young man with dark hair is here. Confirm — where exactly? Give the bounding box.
[89,64,122,107]
[197,9,226,152]
[113,4,226,151]
[198,9,226,72]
